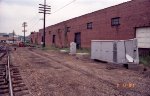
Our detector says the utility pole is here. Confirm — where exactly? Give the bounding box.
[22,22,27,43]
[39,0,51,48]
[12,30,15,43]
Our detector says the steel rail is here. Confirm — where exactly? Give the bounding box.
[7,50,14,96]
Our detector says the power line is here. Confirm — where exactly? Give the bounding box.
[29,20,41,32]
[27,13,40,23]
[25,0,76,36]
[52,0,76,14]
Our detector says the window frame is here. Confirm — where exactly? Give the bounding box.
[66,27,71,32]
[87,22,93,29]
[111,17,120,26]
[58,29,61,33]
[49,31,51,34]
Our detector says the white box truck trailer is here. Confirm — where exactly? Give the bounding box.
[91,39,139,64]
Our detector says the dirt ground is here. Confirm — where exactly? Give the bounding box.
[10,47,150,96]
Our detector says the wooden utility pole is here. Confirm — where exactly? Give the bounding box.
[22,22,27,43]
[39,0,51,48]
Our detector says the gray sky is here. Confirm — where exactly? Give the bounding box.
[0,0,130,36]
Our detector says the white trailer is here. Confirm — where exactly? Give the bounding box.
[91,39,139,64]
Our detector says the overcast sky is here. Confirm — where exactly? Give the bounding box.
[0,0,131,36]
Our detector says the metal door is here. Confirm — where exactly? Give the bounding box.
[52,35,56,44]
[74,32,81,49]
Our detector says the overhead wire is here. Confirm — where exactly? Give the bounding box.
[43,0,77,33]
[51,0,77,14]
[9,0,77,35]
[29,19,41,32]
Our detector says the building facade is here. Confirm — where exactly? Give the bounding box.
[30,0,150,49]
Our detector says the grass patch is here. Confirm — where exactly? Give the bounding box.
[139,56,150,67]
[60,47,70,51]
[41,45,60,51]
[40,46,90,53]
[34,43,91,54]
[76,48,90,53]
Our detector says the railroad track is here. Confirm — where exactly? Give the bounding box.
[0,46,29,96]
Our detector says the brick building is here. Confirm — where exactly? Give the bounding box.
[30,31,43,44]
[30,0,150,49]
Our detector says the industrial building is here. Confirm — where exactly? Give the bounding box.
[30,0,150,52]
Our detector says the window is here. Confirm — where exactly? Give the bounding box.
[66,27,71,32]
[49,31,51,34]
[58,29,61,33]
[87,22,93,29]
[111,17,120,26]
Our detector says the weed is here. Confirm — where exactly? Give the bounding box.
[139,56,150,67]
[76,48,90,53]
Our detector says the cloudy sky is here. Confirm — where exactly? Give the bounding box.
[0,0,131,36]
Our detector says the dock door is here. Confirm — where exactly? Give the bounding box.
[136,27,150,56]
[136,27,150,48]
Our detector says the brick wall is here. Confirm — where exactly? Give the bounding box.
[30,0,150,48]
